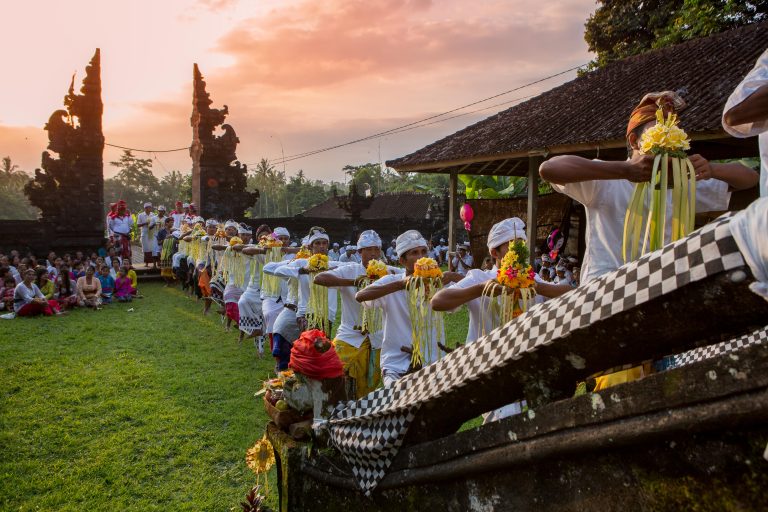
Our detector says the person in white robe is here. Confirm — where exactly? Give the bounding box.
[723,48,768,198]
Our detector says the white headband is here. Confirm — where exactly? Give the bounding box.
[396,230,427,258]
[487,217,527,251]
[308,229,329,245]
[273,227,290,238]
[357,229,382,249]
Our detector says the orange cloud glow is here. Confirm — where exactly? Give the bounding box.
[1,0,596,180]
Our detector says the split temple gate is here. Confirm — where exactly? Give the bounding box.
[190,64,257,219]
[0,49,106,253]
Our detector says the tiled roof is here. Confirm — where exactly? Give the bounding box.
[388,22,768,172]
[298,192,434,220]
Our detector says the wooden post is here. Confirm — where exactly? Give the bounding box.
[527,155,543,266]
[448,171,457,252]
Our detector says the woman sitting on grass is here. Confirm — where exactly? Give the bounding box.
[125,263,142,298]
[76,266,102,309]
[55,264,78,309]
[97,265,115,304]
[114,268,134,303]
[35,266,55,300]
[14,268,62,317]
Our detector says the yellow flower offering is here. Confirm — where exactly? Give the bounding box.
[245,435,276,494]
[258,233,283,248]
[406,257,444,367]
[413,257,442,279]
[306,253,330,334]
[366,259,388,280]
[306,253,329,273]
[294,246,311,260]
[359,259,388,335]
[229,236,243,247]
[623,108,696,262]
[482,240,536,332]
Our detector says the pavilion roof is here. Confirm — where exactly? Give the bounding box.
[388,22,768,176]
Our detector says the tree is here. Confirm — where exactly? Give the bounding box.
[0,156,30,190]
[584,0,767,69]
[105,150,159,211]
[157,170,192,208]
[247,158,287,218]
[0,156,39,220]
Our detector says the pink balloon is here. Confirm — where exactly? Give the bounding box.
[460,203,474,223]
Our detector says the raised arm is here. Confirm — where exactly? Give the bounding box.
[242,246,266,256]
[539,154,655,184]
[266,260,301,279]
[314,269,359,288]
[431,282,485,311]
[355,279,404,303]
[535,281,574,298]
[724,83,768,127]
[690,155,759,192]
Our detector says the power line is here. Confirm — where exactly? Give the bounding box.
[251,63,586,167]
[105,142,190,153]
[273,92,538,166]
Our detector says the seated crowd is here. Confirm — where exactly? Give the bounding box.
[0,246,141,318]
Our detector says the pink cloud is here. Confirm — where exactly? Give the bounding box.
[213,0,590,89]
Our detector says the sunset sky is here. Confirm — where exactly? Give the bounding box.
[1,0,596,181]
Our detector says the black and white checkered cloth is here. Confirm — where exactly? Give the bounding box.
[326,213,747,494]
[670,324,768,368]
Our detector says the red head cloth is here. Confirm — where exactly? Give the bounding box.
[626,91,687,139]
[289,329,344,380]
[175,200,182,206]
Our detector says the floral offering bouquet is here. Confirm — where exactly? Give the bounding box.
[482,240,536,331]
[306,254,330,334]
[245,435,275,494]
[358,259,388,335]
[260,233,284,297]
[623,108,695,262]
[220,236,246,286]
[406,257,445,366]
[188,225,207,263]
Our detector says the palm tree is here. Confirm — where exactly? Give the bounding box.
[0,156,30,190]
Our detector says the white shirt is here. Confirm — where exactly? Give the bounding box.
[339,252,360,263]
[361,273,444,374]
[328,249,340,261]
[171,212,185,229]
[552,176,730,284]
[268,258,339,319]
[450,268,497,344]
[451,254,473,276]
[263,260,299,305]
[137,212,156,235]
[385,246,397,262]
[722,48,768,197]
[14,282,44,312]
[324,263,404,349]
[109,215,133,236]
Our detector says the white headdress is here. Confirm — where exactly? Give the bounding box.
[357,229,382,249]
[487,217,527,251]
[273,227,290,238]
[395,230,427,258]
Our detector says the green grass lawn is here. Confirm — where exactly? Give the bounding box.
[0,282,470,510]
